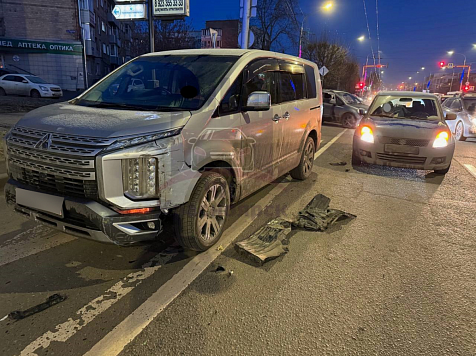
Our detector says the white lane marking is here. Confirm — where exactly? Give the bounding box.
[0,226,75,268]
[463,164,476,179]
[315,129,347,159]
[84,130,346,356]
[20,254,174,356]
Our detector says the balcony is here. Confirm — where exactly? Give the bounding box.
[84,40,99,57]
[110,56,120,65]
[81,10,95,27]
[109,35,117,44]
[107,12,119,26]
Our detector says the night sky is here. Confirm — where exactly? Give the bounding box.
[188,0,476,86]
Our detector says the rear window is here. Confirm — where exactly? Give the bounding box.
[305,65,317,99]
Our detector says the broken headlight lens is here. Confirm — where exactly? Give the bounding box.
[105,128,182,152]
[122,157,158,200]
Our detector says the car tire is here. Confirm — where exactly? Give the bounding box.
[30,90,41,98]
[455,121,467,141]
[0,88,6,96]
[290,136,315,180]
[172,172,230,251]
[352,150,361,166]
[341,113,356,128]
[434,164,451,175]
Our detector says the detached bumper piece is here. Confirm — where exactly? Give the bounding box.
[5,180,163,246]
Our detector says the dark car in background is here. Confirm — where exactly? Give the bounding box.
[323,90,369,128]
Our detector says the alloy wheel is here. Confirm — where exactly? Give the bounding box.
[198,184,227,241]
[303,140,315,175]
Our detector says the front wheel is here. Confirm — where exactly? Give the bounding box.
[173,172,230,251]
[455,122,467,141]
[0,88,6,96]
[352,150,361,166]
[290,136,315,180]
[30,90,41,98]
[341,113,357,128]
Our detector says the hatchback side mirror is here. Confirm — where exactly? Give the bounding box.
[329,98,336,105]
[22,79,28,83]
[359,108,366,115]
[446,113,457,121]
[243,91,271,112]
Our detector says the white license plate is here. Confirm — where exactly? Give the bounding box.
[16,188,64,217]
[384,144,419,155]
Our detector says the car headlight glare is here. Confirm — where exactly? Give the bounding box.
[39,86,49,91]
[360,126,374,143]
[433,131,449,148]
[122,157,158,200]
[105,128,182,152]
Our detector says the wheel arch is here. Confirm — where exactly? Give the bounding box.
[198,160,239,203]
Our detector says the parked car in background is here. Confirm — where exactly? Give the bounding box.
[323,90,369,128]
[442,93,476,141]
[3,49,323,252]
[0,74,62,98]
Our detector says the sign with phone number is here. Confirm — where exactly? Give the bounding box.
[153,0,189,17]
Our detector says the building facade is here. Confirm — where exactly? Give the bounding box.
[0,0,133,91]
[201,20,239,49]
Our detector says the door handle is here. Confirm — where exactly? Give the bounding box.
[283,112,290,120]
[272,114,281,123]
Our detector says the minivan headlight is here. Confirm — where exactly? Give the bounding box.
[105,128,182,152]
[122,157,158,200]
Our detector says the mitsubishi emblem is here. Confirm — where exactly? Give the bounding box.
[34,133,53,150]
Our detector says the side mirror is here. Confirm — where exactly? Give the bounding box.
[329,99,336,105]
[22,79,28,83]
[243,91,271,112]
[445,113,457,121]
[359,108,366,115]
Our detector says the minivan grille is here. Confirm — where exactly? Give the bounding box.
[7,126,115,200]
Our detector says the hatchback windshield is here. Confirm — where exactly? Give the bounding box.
[369,95,441,120]
[75,55,238,111]
[341,93,361,105]
[463,98,476,113]
[26,76,47,84]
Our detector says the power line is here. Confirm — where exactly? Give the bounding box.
[362,0,376,72]
[375,0,381,66]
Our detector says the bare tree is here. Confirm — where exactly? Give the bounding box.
[130,20,195,57]
[302,35,360,92]
[252,0,300,51]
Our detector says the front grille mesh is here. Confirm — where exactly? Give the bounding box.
[7,126,114,200]
[377,153,427,165]
[380,137,430,147]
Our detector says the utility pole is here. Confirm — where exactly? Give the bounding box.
[241,0,250,49]
[148,0,155,53]
[77,0,88,89]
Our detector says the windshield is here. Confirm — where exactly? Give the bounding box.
[369,95,441,120]
[26,76,47,84]
[463,98,476,113]
[75,55,238,111]
[341,93,362,105]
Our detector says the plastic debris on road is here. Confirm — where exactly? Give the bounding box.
[8,294,67,321]
[293,194,356,231]
[235,218,292,265]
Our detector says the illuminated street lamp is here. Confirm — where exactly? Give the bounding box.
[409,77,412,80]
[357,35,365,42]
[321,1,334,12]
[421,67,425,70]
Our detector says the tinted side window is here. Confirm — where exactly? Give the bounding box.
[3,75,15,81]
[292,73,305,100]
[443,98,453,108]
[278,72,297,103]
[336,96,345,106]
[305,65,317,98]
[451,99,462,110]
[242,59,278,105]
[220,74,243,115]
[14,76,25,82]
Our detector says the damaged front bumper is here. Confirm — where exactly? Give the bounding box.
[5,180,163,246]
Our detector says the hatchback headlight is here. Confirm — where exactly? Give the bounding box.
[433,131,449,148]
[39,86,49,92]
[360,126,374,143]
[122,157,158,200]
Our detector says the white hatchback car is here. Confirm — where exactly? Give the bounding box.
[0,74,63,98]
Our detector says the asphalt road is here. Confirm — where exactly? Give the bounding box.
[1,125,475,356]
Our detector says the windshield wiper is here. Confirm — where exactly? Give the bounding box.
[372,113,395,118]
[408,116,429,120]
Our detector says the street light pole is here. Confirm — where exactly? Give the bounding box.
[241,0,250,49]
[148,0,155,53]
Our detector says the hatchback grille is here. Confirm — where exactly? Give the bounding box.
[6,126,115,200]
[50,88,61,92]
[377,153,427,165]
[380,137,430,147]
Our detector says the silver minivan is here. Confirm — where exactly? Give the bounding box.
[3,49,322,251]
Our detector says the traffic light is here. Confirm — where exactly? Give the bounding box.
[439,61,446,68]
[463,84,470,92]
[358,82,365,89]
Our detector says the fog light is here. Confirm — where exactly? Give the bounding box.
[147,221,156,230]
[359,149,372,158]
[431,157,446,164]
